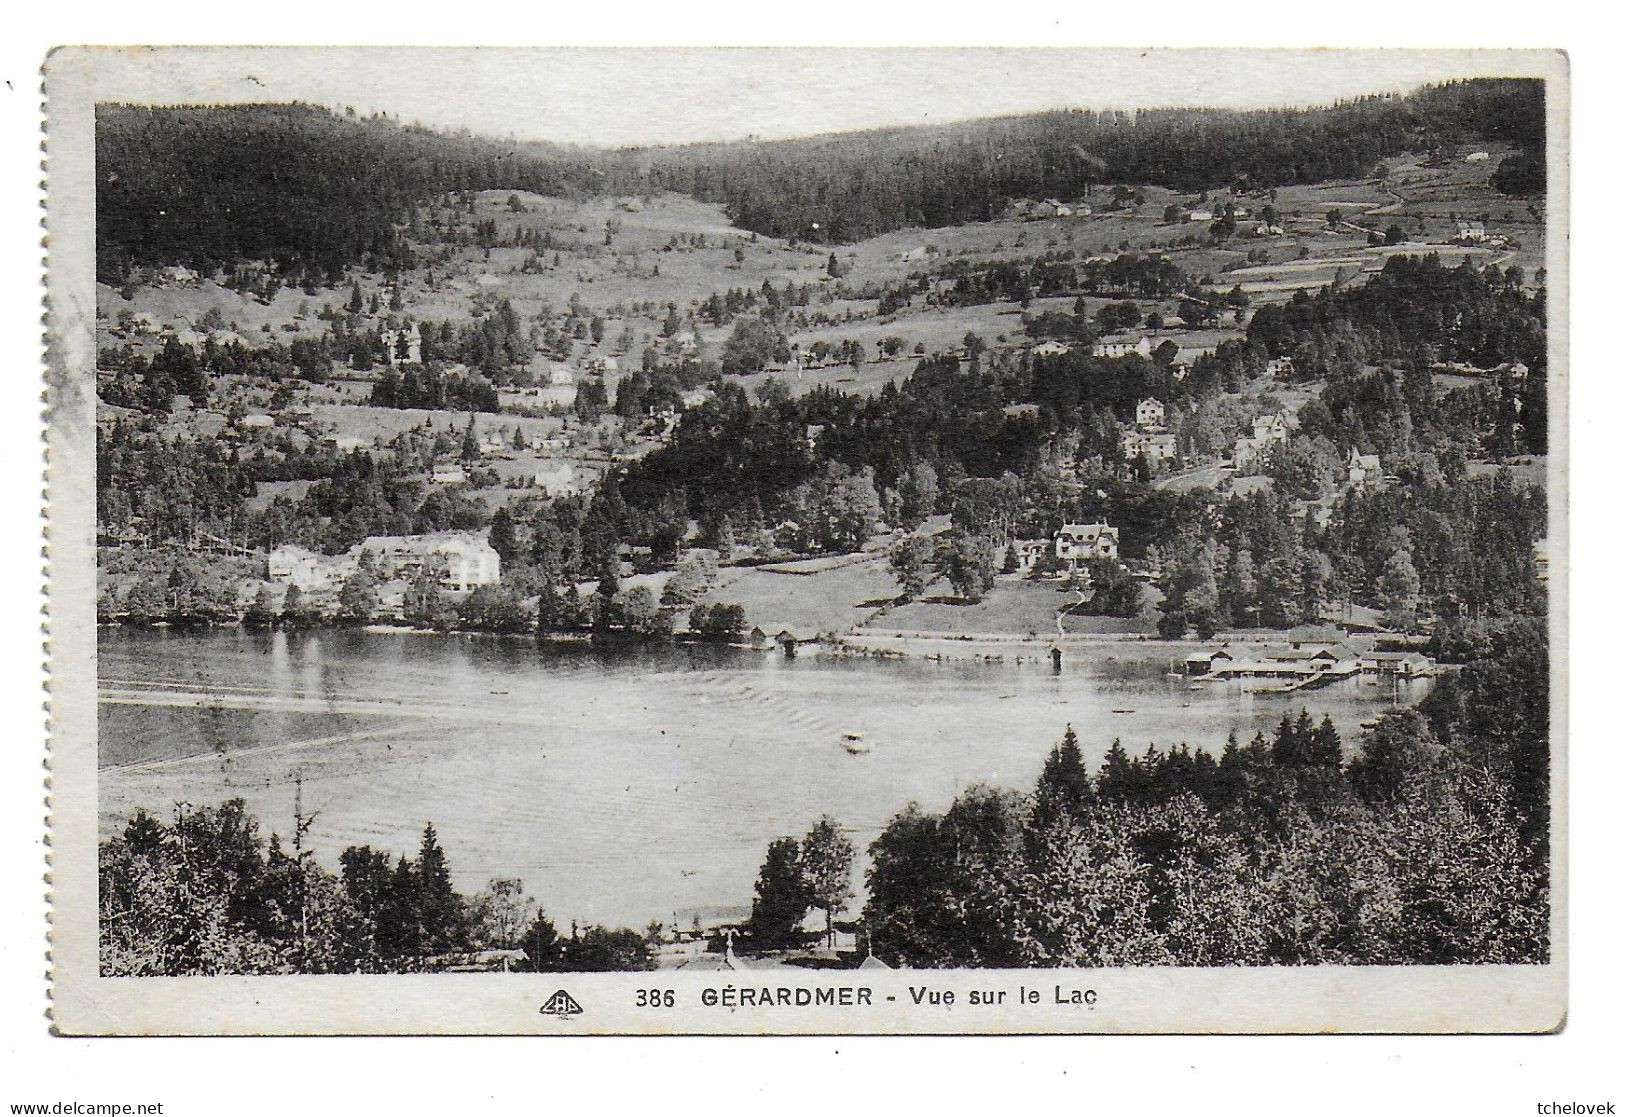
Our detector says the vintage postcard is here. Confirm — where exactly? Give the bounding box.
[44,46,1567,1035]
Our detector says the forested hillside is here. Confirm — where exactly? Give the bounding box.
[96,78,1545,282]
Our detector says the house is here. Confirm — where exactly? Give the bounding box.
[1347,449,1382,487]
[1122,429,1177,463]
[1231,434,1267,473]
[1135,397,1166,429]
[1265,356,1294,377]
[1532,537,1550,581]
[1188,209,1214,223]
[431,464,468,485]
[380,323,422,365]
[1360,650,1438,677]
[1092,336,1153,359]
[1252,412,1290,443]
[1455,220,1488,243]
[1031,340,1071,358]
[1010,539,1050,574]
[1254,223,1285,237]
[354,533,501,593]
[1054,523,1119,565]
[1183,647,1234,676]
[267,545,348,592]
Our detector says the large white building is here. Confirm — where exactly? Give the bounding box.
[356,534,501,593]
[1093,336,1153,359]
[268,533,501,596]
[1135,397,1167,429]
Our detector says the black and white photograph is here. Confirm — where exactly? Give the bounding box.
[39,45,1568,1038]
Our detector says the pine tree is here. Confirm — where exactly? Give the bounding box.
[414,823,465,956]
[1035,725,1094,822]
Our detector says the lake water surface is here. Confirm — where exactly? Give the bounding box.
[99,627,1430,927]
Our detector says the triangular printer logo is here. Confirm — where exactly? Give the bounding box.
[540,989,584,1018]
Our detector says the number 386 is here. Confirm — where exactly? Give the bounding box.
[636,989,675,1008]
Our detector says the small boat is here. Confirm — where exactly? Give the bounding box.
[1111,708,1135,715]
[489,689,509,695]
[840,732,871,754]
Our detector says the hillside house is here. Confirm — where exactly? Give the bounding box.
[431,464,468,485]
[1188,209,1214,223]
[1054,523,1120,566]
[1265,356,1294,377]
[1092,336,1153,359]
[1010,539,1050,574]
[1254,223,1285,237]
[1135,397,1166,429]
[1455,220,1488,243]
[1031,341,1072,358]
[1347,449,1382,487]
[267,545,349,592]
[1122,429,1177,463]
[355,533,501,593]
[1252,412,1291,443]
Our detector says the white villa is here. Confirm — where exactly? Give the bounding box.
[1347,449,1383,488]
[1135,397,1166,429]
[1054,523,1120,565]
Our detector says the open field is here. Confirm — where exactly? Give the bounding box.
[700,555,901,634]
[97,146,1544,473]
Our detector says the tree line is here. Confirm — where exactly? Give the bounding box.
[862,623,1548,967]
[96,80,1545,285]
[100,805,657,975]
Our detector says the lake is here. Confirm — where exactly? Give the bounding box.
[98,627,1431,928]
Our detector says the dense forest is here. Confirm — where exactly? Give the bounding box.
[96,78,1545,282]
